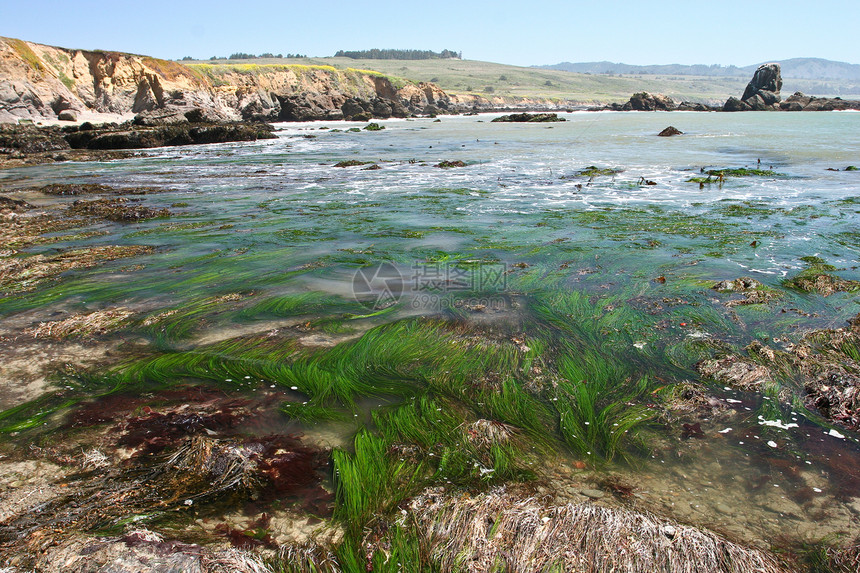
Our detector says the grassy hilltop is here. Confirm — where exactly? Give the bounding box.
[183,55,855,104]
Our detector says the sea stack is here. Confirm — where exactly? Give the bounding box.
[723,63,782,111]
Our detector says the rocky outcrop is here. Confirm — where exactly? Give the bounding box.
[491,112,566,123]
[63,121,275,150]
[722,96,752,112]
[778,91,860,111]
[339,96,409,121]
[742,63,782,103]
[1,120,274,162]
[131,96,237,126]
[724,63,782,111]
[698,315,860,431]
[397,82,453,114]
[779,92,812,111]
[623,92,676,111]
[657,126,682,136]
[676,101,714,111]
[601,92,677,111]
[277,93,344,121]
[0,122,68,154]
[591,98,717,112]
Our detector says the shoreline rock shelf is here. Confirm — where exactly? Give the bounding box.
[490,112,566,122]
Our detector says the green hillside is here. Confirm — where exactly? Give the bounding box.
[183,56,854,104]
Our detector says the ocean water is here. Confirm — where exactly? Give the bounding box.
[2,111,860,549]
[4,112,859,316]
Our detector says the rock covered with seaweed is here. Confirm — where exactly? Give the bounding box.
[698,313,860,432]
[0,119,276,167]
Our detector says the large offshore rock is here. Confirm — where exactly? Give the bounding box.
[741,63,782,102]
[623,92,676,111]
[133,103,236,126]
[725,63,782,111]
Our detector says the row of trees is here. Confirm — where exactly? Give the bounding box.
[180,48,463,62]
[181,53,308,61]
[333,49,461,60]
[224,52,308,60]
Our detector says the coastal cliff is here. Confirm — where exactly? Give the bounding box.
[0,37,233,122]
[0,37,460,123]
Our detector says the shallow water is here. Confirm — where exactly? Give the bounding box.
[1,111,860,553]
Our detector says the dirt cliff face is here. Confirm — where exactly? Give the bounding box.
[0,38,83,121]
[0,37,238,122]
[397,82,451,109]
[449,93,570,111]
[190,64,399,121]
[396,82,566,114]
[0,37,458,123]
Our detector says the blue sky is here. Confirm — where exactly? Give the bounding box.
[2,0,858,66]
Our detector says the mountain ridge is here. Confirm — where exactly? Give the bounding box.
[537,57,860,81]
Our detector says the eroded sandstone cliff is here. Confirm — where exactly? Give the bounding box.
[0,37,458,124]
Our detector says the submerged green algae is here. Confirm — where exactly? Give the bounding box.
[3,116,860,570]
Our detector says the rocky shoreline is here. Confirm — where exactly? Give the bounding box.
[0,120,276,169]
[4,60,858,170]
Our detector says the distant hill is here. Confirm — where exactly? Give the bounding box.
[333,49,461,60]
[536,62,748,77]
[538,58,860,81]
[771,58,860,80]
[172,54,859,106]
